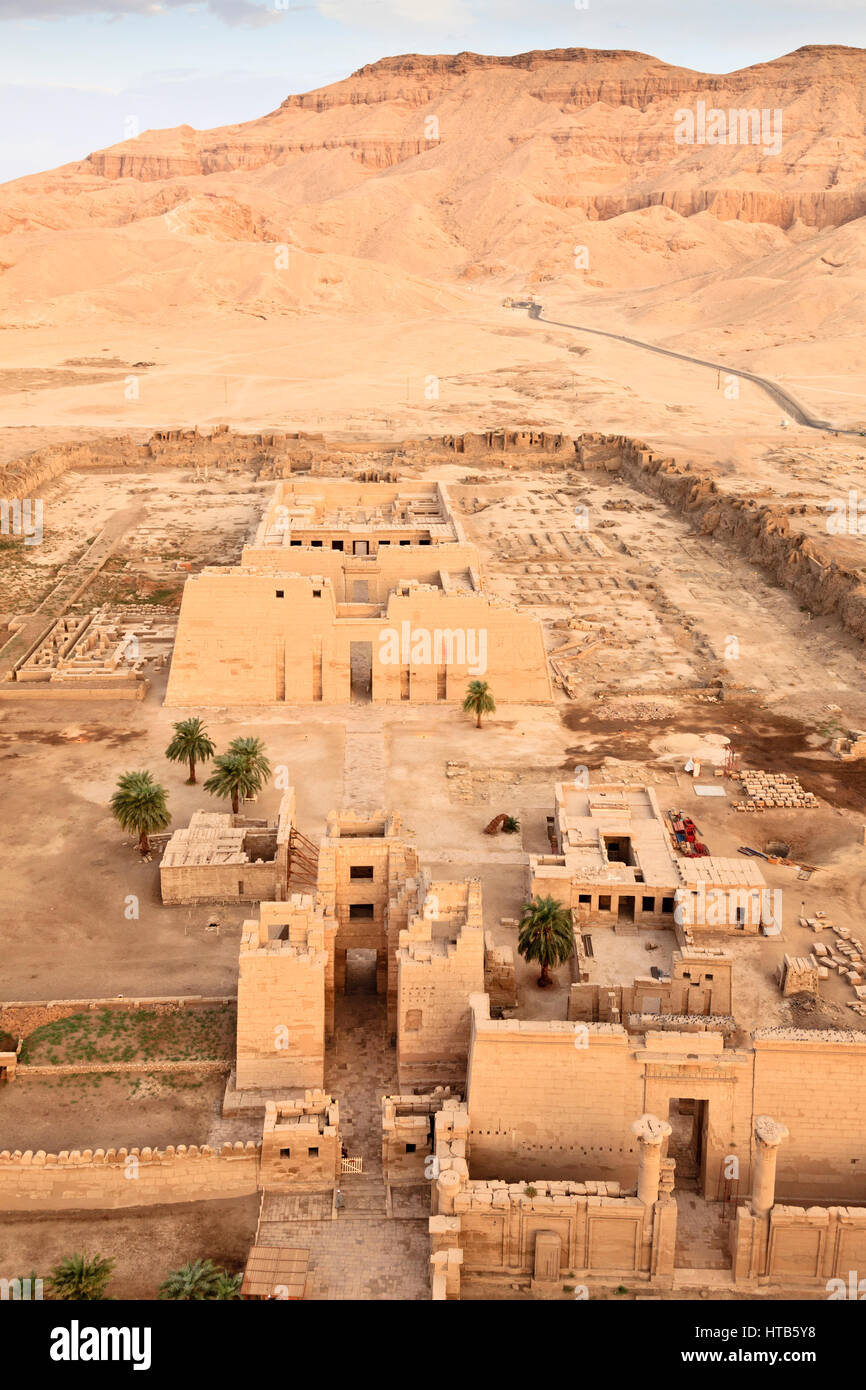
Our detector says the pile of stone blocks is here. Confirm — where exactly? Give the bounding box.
[733,771,818,810]
[778,954,820,997]
[798,916,866,1010]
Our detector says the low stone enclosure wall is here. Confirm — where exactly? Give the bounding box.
[0,1089,340,1213]
[733,1203,866,1288]
[429,1102,677,1299]
[0,1142,261,1211]
[0,682,148,702]
[427,1100,866,1300]
[0,995,235,1042]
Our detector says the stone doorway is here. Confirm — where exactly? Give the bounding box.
[350,641,373,702]
[666,1097,707,1190]
[346,948,378,995]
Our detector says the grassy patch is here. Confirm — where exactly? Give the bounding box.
[19,1007,235,1066]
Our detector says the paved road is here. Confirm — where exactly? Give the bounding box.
[532,311,865,438]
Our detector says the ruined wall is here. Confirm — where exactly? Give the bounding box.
[0,426,317,504]
[160,858,280,906]
[259,1095,340,1192]
[429,1100,677,1289]
[235,900,328,1091]
[396,882,485,1090]
[382,1089,457,1185]
[732,1203,866,1287]
[0,1141,260,1211]
[0,995,233,1041]
[579,434,866,647]
[568,948,733,1022]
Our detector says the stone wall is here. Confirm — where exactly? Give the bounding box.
[732,1202,866,1287]
[752,1029,866,1201]
[382,1089,457,1186]
[235,899,331,1090]
[568,948,733,1023]
[259,1094,340,1193]
[0,995,234,1041]
[0,1141,260,1211]
[396,880,485,1089]
[428,1100,677,1295]
[465,999,866,1204]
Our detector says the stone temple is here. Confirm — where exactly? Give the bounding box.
[166,480,552,705]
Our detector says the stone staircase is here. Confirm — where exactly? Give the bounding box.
[338,1173,388,1219]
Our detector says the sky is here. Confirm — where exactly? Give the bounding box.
[1,0,864,182]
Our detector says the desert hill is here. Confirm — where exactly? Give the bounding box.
[0,45,863,435]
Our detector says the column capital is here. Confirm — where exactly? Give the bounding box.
[631,1113,672,1147]
[754,1115,789,1150]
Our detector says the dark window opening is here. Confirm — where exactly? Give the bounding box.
[662,897,675,914]
[290,539,302,547]
[598,895,611,911]
[308,1146,319,1157]
[311,540,323,548]
[275,590,284,598]
[332,540,344,551]
[399,539,410,546]
[642,896,655,912]
[350,865,374,879]
[280,1147,291,1159]
[312,589,322,598]
[349,903,375,920]
[405,1143,416,1154]
[578,894,591,904]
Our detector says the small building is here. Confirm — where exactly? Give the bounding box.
[529,782,773,934]
[159,790,295,906]
[240,1246,310,1301]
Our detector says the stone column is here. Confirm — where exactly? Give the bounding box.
[750,1115,789,1217]
[436,1167,463,1215]
[631,1113,672,1206]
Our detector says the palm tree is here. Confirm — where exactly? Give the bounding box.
[158,1259,229,1301]
[517,895,575,988]
[463,680,495,729]
[165,717,215,784]
[212,1270,243,1300]
[204,742,270,816]
[48,1252,115,1301]
[227,736,271,786]
[110,770,170,855]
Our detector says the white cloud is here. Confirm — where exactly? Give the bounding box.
[316,0,473,31]
[0,0,283,27]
